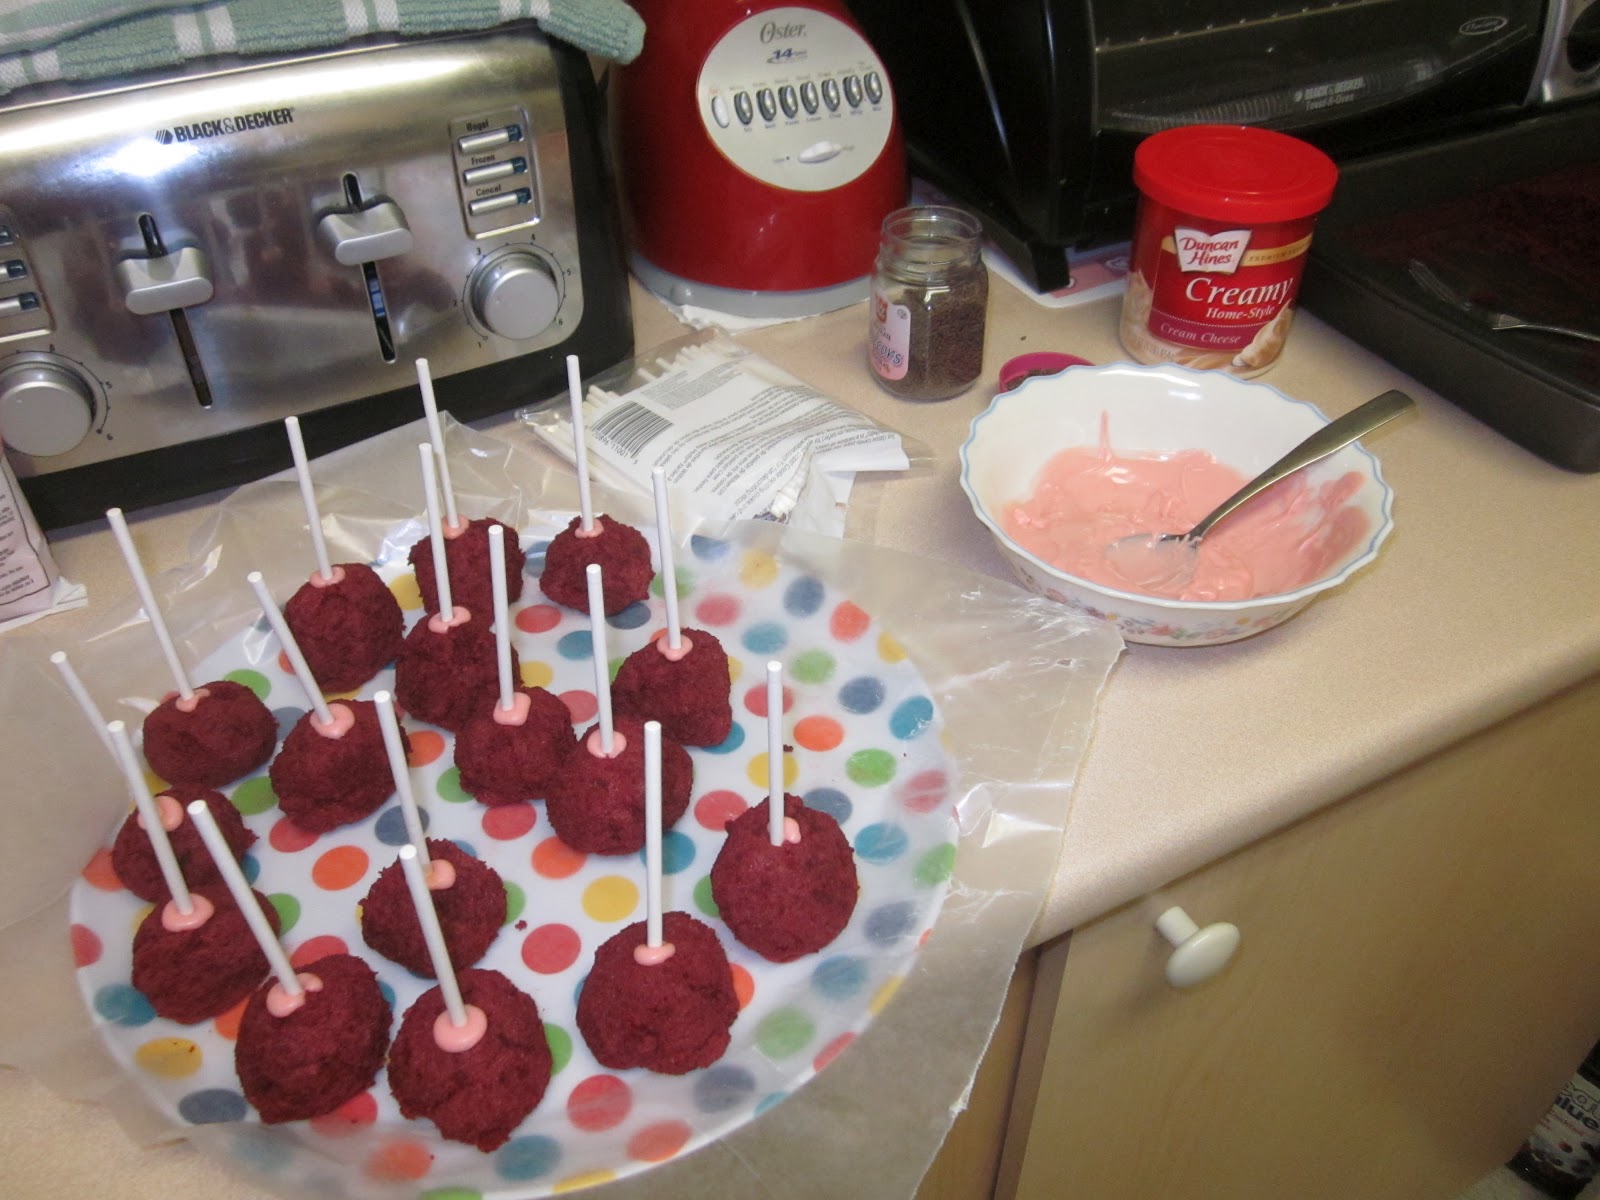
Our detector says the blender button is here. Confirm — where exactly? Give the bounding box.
[801,81,820,113]
[821,78,841,110]
[757,88,778,122]
[710,95,731,127]
[779,86,799,118]
[734,92,755,124]
[843,75,864,107]
[865,72,884,104]
[797,140,841,164]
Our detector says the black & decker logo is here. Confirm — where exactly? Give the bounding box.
[155,107,295,144]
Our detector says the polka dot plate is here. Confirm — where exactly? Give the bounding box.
[68,519,956,1199]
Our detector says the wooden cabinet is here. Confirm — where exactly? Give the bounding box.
[984,675,1600,1200]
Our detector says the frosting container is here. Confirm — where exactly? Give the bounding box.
[1120,124,1338,376]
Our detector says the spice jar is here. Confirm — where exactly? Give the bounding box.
[868,205,988,400]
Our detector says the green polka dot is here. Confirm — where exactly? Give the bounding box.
[435,767,471,804]
[845,748,896,787]
[649,565,694,600]
[693,874,719,919]
[790,649,836,685]
[545,1023,572,1074]
[231,776,278,816]
[755,1007,815,1059]
[914,843,956,887]
[421,1189,482,1200]
[267,893,301,936]
[609,655,624,683]
[223,668,271,701]
[502,880,525,925]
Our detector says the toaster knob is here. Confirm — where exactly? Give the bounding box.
[0,360,94,457]
[469,250,560,341]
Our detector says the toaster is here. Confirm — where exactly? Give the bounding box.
[0,24,632,529]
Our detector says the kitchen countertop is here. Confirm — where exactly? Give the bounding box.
[5,270,1599,1194]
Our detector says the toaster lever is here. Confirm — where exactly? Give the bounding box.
[317,200,414,266]
[116,245,214,316]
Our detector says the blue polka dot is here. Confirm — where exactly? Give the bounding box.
[378,979,397,1009]
[690,535,732,561]
[573,973,587,1009]
[662,830,696,874]
[556,630,593,660]
[754,1091,789,1116]
[864,900,918,946]
[374,805,428,846]
[890,696,935,740]
[700,723,746,755]
[497,1134,562,1182]
[854,822,909,864]
[252,614,272,636]
[229,1127,294,1173]
[811,955,868,1001]
[271,706,306,740]
[741,621,788,655]
[241,852,261,885]
[95,984,154,1026]
[783,575,825,618]
[449,838,480,859]
[178,1088,249,1124]
[693,1064,756,1113]
[803,787,853,825]
[524,541,550,575]
[838,676,886,714]
[608,601,651,630]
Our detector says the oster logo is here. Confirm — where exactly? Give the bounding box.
[154,107,295,144]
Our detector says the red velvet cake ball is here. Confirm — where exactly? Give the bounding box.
[282,563,404,693]
[544,715,693,855]
[130,885,277,1025]
[111,784,256,904]
[610,626,734,747]
[408,517,526,619]
[235,952,391,1124]
[575,911,738,1075]
[141,680,277,789]
[454,684,577,807]
[387,967,552,1151]
[392,614,514,733]
[710,794,859,963]
[538,513,653,615]
[359,838,506,977]
[268,700,398,833]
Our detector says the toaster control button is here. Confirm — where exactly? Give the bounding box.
[821,78,841,110]
[797,140,842,164]
[801,82,820,114]
[0,225,13,247]
[116,246,213,316]
[0,360,94,457]
[0,292,39,317]
[779,86,799,119]
[458,125,520,154]
[734,92,755,125]
[843,75,864,107]
[469,249,560,341]
[462,158,527,187]
[317,200,415,266]
[865,72,885,105]
[710,95,732,128]
[467,189,533,217]
[757,89,778,122]
[3,260,25,280]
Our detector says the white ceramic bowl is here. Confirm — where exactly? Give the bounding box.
[958,362,1397,647]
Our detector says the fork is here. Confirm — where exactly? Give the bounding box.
[1407,259,1600,345]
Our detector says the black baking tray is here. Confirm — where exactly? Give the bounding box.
[1300,98,1600,473]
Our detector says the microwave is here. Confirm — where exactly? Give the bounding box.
[844,0,1589,290]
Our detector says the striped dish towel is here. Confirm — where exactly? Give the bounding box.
[0,0,644,93]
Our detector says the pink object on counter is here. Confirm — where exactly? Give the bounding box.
[998,353,1093,391]
[1001,414,1371,603]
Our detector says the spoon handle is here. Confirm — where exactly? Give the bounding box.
[1187,389,1415,542]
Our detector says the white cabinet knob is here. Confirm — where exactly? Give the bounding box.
[1156,906,1240,988]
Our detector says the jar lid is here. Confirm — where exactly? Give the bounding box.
[1133,124,1338,224]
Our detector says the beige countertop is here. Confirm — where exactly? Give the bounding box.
[5,272,1599,1196]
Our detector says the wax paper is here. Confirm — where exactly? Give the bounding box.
[0,414,1121,1199]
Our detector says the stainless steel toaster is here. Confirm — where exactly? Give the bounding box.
[0,23,632,528]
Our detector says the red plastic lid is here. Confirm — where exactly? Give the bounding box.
[1133,125,1338,224]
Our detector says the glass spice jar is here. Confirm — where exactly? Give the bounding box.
[867,205,988,401]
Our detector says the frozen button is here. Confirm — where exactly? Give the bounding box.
[797,140,841,164]
[462,157,526,186]
[710,94,731,127]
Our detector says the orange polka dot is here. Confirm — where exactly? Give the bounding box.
[813,1031,855,1072]
[291,934,348,967]
[829,600,871,641]
[730,962,755,1009]
[277,649,293,674]
[311,845,369,891]
[212,996,248,1041]
[793,715,845,752]
[81,847,123,892]
[70,924,103,967]
[532,836,586,880]
[627,1119,692,1163]
[364,1139,434,1182]
[406,729,446,768]
[312,1091,378,1137]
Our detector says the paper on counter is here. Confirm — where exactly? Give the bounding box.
[0,451,86,634]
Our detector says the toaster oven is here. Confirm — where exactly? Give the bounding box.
[0,24,632,529]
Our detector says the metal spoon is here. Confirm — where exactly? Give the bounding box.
[1105,388,1415,593]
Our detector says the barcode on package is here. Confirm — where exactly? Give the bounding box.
[591,401,671,458]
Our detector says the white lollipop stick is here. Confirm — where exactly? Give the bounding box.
[106,507,193,700]
[399,844,468,1026]
[566,354,595,532]
[108,719,193,914]
[767,660,785,846]
[284,416,333,582]
[587,563,614,754]
[247,572,333,726]
[416,358,459,530]
[51,651,112,755]
[490,524,514,712]
[644,720,663,949]
[651,466,681,652]
[374,690,428,865]
[419,444,455,617]
[187,798,301,995]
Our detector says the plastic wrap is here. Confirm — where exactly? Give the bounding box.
[0,414,1121,1199]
